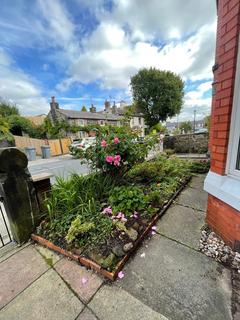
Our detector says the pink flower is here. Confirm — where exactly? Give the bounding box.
[152,226,157,231]
[131,211,138,219]
[113,137,120,144]
[118,271,125,279]
[113,160,120,167]
[106,155,114,163]
[101,140,107,147]
[102,206,112,215]
[114,155,121,161]
[81,277,88,284]
[151,231,156,235]
[113,154,121,166]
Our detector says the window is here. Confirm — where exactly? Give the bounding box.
[226,38,240,179]
[236,138,240,170]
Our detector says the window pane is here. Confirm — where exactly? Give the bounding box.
[236,137,240,170]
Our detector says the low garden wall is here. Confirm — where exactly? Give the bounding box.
[164,132,208,154]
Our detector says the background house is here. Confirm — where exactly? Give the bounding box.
[48,97,145,137]
[204,0,240,251]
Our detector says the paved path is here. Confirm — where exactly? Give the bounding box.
[0,175,238,320]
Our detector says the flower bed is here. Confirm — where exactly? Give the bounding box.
[32,132,207,280]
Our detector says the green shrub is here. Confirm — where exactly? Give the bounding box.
[126,160,166,184]
[126,155,191,184]
[189,160,210,173]
[82,131,153,176]
[66,216,95,243]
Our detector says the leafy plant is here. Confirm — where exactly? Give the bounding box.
[108,185,148,217]
[66,216,94,243]
[189,160,210,173]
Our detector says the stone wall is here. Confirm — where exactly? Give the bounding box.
[164,132,208,154]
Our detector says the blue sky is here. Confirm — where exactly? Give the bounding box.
[0,0,217,121]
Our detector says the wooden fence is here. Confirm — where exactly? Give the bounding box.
[13,136,72,157]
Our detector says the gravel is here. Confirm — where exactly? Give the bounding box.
[199,229,240,273]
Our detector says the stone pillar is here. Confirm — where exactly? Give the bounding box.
[0,148,40,244]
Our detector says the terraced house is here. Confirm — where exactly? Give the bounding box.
[48,97,145,136]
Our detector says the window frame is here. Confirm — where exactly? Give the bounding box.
[226,38,240,179]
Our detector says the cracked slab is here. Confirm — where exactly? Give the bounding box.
[89,285,168,320]
[157,204,205,249]
[116,234,232,320]
[176,187,208,212]
[0,269,83,320]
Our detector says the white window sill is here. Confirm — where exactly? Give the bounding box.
[204,171,240,211]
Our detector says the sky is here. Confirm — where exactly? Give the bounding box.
[0,0,217,121]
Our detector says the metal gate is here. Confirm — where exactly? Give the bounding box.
[0,196,12,247]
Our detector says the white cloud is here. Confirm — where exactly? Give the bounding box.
[171,81,212,122]
[0,50,48,115]
[59,21,216,91]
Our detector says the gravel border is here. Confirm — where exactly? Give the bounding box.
[199,228,240,273]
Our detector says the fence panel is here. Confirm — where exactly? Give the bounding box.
[13,136,46,155]
[48,139,62,156]
[60,138,72,154]
[13,136,72,157]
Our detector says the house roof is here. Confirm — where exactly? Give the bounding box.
[58,109,122,121]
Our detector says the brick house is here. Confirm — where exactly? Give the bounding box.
[204,0,240,251]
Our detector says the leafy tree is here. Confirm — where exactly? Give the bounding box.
[0,102,20,117]
[204,115,211,132]
[0,117,14,142]
[7,115,35,136]
[179,121,192,133]
[150,122,168,134]
[81,106,87,112]
[130,68,184,127]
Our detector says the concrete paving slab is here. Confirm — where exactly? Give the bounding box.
[0,246,48,309]
[0,242,30,263]
[0,269,84,320]
[89,285,168,320]
[176,187,208,212]
[76,307,98,320]
[117,234,232,320]
[189,174,206,189]
[55,258,103,303]
[34,244,62,266]
[157,204,205,249]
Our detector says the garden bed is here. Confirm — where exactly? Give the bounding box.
[32,131,209,280]
[32,177,190,280]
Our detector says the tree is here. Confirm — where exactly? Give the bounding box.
[130,68,184,127]
[179,121,192,133]
[204,115,211,132]
[0,102,19,117]
[81,106,87,112]
[150,122,168,134]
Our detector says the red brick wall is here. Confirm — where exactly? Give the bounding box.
[209,0,240,175]
[207,195,240,249]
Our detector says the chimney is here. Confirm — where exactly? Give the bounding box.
[90,104,96,113]
[50,96,59,110]
[104,100,110,112]
[112,101,117,114]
